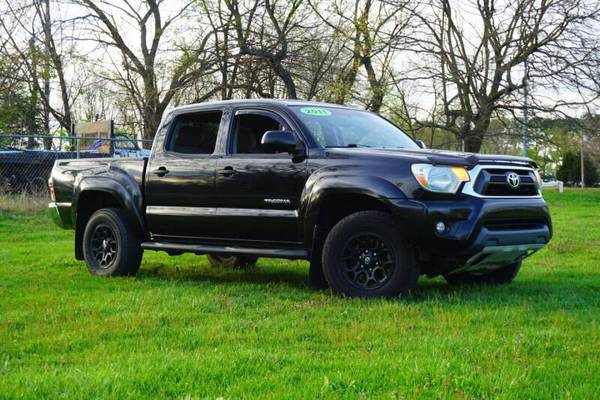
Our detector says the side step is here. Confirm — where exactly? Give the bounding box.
[141,241,308,260]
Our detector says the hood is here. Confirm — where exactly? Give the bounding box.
[325,147,537,168]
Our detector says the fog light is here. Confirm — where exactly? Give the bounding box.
[435,221,446,234]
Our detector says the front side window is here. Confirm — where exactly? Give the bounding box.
[167,111,222,154]
[230,113,288,154]
[290,106,418,150]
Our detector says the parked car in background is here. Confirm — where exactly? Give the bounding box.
[0,133,148,194]
[89,133,150,158]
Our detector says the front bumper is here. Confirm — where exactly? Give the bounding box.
[389,196,552,275]
[48,202,73,229]
[450,224,549,274]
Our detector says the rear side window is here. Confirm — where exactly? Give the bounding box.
[166,111,222,154]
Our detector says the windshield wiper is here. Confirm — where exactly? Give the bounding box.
[326,144,375,148]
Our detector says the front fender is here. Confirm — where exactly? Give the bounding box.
[300,170,407,246]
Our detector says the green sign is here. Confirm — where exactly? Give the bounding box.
[300,107,332,116]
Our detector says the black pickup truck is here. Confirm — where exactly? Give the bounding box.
[49,100,551,297]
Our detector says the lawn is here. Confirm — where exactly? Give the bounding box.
[0,190,599,399]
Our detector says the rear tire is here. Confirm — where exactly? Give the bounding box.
[207,254,258,269]
[83,208,142,276]
[444,261,522,285]
[322,211,418,298]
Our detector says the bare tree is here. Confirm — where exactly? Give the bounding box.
[402,0,600,152]
[0,0,76,138]
[310,0,411,112]
[78,0,217,141]
[224,0,317,99]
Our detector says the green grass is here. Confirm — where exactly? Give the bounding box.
[1,189,599,399]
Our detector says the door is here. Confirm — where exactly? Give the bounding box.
[215,109,308,243]
[145,110,222,241]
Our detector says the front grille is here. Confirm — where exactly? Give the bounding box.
[473,168,539,197]
[484,218,546,231]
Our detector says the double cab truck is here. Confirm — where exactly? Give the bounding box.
[48,100,552,297]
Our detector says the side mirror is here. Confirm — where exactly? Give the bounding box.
[416,140,427,149]
[261,130,298,153]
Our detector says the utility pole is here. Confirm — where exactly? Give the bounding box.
[43,0,51,149]
[522,59,529,157]
[580,132,585,188]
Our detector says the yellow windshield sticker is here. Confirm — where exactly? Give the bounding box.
[300,107,332,116]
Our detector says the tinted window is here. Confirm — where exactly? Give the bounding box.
[290,106,418,150]
[167,111,222,154]
[231,113,287,154]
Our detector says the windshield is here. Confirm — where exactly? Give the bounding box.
[290,106,418,149]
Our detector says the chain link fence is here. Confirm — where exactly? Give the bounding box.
[0,134,152,197]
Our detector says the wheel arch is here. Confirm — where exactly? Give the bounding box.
[73,175,146,260]
[304,188,402,257]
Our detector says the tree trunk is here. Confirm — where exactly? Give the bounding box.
[463,131,484,153]
[463,113,491,153]
[332,41,362,105]
[363,56,384,112]
[142,116,160,148]
[273,62,297,99]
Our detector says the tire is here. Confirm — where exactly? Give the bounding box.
[322,211,418,298]
[207,254,258,269]
[444,261,522,285]
[82,208,142,276]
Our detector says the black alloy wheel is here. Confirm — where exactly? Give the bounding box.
[90,224,118,269]
[83,208,142,276]
[342,233,394,290]
[322,211,419,298]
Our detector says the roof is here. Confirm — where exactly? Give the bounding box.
[170,98,360,113]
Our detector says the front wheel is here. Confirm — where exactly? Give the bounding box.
[82,208,142,276]
[444,261,522,285]
[322,211,418,298]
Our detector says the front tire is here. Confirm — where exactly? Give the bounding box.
[322,211,418,298]
[444,261,522,285]
[83,208,142,276]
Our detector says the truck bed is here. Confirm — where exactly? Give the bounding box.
[50,157,147,213]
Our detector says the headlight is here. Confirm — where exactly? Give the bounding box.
[411,163,470,193]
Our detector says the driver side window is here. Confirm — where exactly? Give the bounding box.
[230,113,289,154]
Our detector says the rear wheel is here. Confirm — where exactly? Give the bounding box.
[207,254,258,269]
[83,208,142,276]
[322,211,418,298]
[444,261,522,285]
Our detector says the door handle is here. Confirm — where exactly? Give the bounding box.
[152,166,169,177]
[218,166,237,177]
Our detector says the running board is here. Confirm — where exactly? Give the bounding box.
[141,241,308,260]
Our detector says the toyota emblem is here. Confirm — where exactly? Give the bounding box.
[506,172,521,189]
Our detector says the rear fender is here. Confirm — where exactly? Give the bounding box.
[72,166,146,259]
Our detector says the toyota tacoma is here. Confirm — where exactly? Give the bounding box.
[48,100,552,297]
